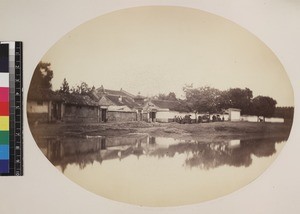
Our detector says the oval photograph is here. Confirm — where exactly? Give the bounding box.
[27,6,294,207]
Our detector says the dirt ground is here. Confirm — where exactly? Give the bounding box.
[29,120,293,142]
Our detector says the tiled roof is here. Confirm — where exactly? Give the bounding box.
[96,86,136,98]
[28,87,144,109]
[106,95,140,109]
[60,93,98,106]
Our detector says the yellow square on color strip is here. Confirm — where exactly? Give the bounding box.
[0,116,9,130]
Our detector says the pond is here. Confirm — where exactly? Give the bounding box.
[37,134,287,206]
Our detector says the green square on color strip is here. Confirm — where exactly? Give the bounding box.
[0,131,9,145]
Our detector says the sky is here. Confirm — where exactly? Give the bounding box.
[40,6,294,106]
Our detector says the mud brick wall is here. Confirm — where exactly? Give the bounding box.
[107,111,137,122]
[63,105,98,123]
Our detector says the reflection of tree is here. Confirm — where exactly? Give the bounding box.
[187,137,285,169]
[149,136,287,170]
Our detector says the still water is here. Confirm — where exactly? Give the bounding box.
[37,134,287,206]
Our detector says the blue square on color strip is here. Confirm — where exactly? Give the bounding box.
[0,159,9,173]
[0,145,9,159]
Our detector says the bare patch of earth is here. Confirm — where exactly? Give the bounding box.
[29,121,292,142]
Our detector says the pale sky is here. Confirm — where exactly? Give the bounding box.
[41,6,294,106]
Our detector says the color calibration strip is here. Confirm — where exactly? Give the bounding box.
[0,41,23,176]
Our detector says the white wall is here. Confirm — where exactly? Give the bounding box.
[265,117,284,123]
[27,101,48,113]
[230,110,241,121]
[241,116,284,123]
[241,115,258,122]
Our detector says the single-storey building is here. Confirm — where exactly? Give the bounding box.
[27,89,64,123]
[94,86,143,122]
[60,93,99,123]
[227,108,241,121]
[27,86,147,124]
[27,90,100,123]
[142,99,192,123]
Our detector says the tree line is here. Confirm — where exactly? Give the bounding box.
[155,85,288,120]
[30,62,293,120]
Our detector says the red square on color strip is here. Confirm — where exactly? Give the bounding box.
[0,87,9,102]
[0,102,9,116]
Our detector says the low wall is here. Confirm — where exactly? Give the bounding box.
[27,101,48,113]
[241,115,284,123]
[241,115,258,122]
[63,105,98,123]
[63,116,98,123]
[265,117,284,123]
[107,111,137,122]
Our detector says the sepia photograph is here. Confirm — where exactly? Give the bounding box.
[26,6,294,207]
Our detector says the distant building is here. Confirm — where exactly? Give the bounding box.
[94,86,142,122]
[27,86,145,124]
[227,108,241,121]
[29,87,262,124]
[142,99,193,122]
[27,89,99,123]
[27,89,64,123]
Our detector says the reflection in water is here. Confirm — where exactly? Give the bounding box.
[38,135,287,172]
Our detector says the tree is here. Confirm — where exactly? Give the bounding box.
[59,78,70,93]
[71,82,94,95]
[218,88,253,114]
[29,61,53,91]
[157,92,178,101]
[183,85,221,114]
[252,96,277,120]
[273,106,294,120]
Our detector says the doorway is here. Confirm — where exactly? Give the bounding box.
[101,109,107,122]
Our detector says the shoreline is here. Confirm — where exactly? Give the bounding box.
[29,121,293,142]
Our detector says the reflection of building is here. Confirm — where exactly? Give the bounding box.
[40,134,287,172]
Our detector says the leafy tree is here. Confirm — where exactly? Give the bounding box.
[218,88,253,114]
[252,96,277,120]
[157,92,178,101]
[273,106,294,120]
[183,85,220,114]
[71,82,94,95]
[29,62,53,91]
[59,78,70,93]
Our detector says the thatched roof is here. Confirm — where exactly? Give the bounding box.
[106,95,141,109]
[60,93,98,106]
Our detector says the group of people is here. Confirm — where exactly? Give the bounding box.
[211,114,224,122]
[174,114,225,124]
[174,115,191,124]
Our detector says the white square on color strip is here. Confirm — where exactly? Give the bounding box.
[0,73,9,87]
